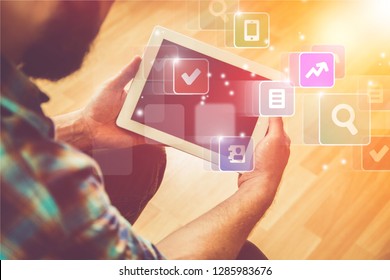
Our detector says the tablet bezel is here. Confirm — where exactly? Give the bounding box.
[117,26,283,162]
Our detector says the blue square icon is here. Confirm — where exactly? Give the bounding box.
[218,137,254,172]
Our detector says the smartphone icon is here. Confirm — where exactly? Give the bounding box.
[244,20,259,41]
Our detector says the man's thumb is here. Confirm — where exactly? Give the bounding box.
[107,56,142,90]
[268,117,285,136]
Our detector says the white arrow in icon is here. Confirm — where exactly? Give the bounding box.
[305,62,329,79]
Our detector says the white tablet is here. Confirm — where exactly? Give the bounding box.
[117,26,282,162]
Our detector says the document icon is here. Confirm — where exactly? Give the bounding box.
[269,89,286,109]
[259,81,295,116]
[368,85,383,104]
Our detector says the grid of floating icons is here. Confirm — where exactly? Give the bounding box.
[148,4,388,173]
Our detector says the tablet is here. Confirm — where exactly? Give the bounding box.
[117,26,282,162]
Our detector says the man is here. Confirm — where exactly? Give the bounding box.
[1,1,290,259]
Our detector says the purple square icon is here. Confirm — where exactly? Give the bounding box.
[219,137,254,172]
[299,52,335,88]
[259,81,295,116]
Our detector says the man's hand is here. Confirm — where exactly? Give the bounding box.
[81,56,143,150]
[238,117,291,206]
[157,117,290,259]
[54,56,143,151]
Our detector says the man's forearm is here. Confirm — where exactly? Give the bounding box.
[53,110,92,152]
[156,175,278,260]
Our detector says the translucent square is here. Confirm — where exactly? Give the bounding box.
[186,0,201,30]
[299,52,335,88]
[224,12,237,47]
[319,94,370,145]
[288,53,300,87]
[92,148,133,176]
[259,81,295,116]
[283,94,304,145]
[312,45,345,79]
[199,0,239,30]
[173,59,209,95]
[234,12,270,48]
[357,76,390,111]
[303,94,320,145]
[195,104,235,146]
[218,136,254,172]
[362,136,390,171]
[144,104,185,145]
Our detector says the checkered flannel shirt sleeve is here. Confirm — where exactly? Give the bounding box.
[0,57,164,259]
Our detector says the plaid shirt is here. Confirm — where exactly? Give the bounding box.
[0,57,164,260]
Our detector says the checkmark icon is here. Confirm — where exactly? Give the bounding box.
[181,68,201,85]
[173,59,209,94]
[369,145,389,162]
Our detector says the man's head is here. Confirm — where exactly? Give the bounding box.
[1,1,113,81]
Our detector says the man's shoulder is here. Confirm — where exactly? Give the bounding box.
[0,120,106,259]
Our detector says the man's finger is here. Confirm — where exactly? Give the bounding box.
[268,117,285,136]
[107,56,142,89]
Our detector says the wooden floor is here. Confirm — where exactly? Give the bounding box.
[38,1,390,259]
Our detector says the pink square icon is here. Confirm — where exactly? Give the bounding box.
[312,45,345,79]
[299,52,335,88]
[173,59,209,95]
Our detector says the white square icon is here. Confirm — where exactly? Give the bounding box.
[259,81,295,116]
[268,89,286,109]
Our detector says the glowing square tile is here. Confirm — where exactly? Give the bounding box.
[362,136,390,171]
[319,94,370,145]
[234,12,270,48]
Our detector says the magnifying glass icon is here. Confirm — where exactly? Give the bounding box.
[209,0,228,22]
[331,104,358,135]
